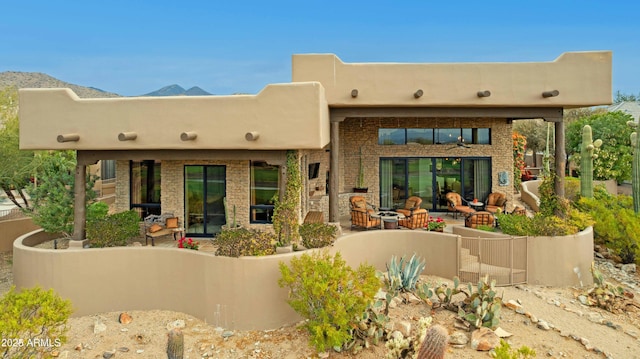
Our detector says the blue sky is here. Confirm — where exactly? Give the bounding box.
[2,1,638,97]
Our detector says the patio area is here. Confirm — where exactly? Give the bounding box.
[148,213,466,252]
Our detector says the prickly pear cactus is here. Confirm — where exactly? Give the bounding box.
[580,125,603,198]
[628,121,639,213]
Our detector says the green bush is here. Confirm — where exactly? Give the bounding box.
[299,223,337,249]
[496,213,533,236]
[87,210,140,247]
[0,286,72,358]
[492,339,536,358]
[86,201,109,223]
[576,193,640,264]
[215,227,276,257]
[278,251,380,352]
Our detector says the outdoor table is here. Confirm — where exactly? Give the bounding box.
[371,211,405,229]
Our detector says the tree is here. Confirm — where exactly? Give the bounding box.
[614,91,640,103]
[0,86,36,208]
[25,151,97,238]
[566,111,634,183]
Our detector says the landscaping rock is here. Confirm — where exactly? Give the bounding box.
[93,319,106,334]
[449,331,469,348]
[166,319,186,331]
[471,327,499,351]
[392,320,412,337]
[620,263,636,273]
[118,312,133,324]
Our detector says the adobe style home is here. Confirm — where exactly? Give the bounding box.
[19,52,612,241]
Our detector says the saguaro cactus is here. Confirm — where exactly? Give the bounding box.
[628,121,639,213]
[580,125,603,198]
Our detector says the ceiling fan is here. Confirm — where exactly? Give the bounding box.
[446,136,471,150]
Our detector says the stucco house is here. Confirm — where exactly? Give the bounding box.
[19,51,612,242]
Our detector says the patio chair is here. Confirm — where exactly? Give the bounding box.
[464,211,495,229]
[484,192,507,214]
[349,196,380,230]
[399,208,428,229]
[445,192,475,219]
[396,196,423,217]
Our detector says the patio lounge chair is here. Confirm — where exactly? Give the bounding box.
[398,208,428,229]
[484,192,507,214]
[396,196,422,217]
[349,196,380,230]
[445,192,475,219]
[465,211,495,229]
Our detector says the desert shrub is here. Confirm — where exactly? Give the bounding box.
[299,223,337,249]
[477,224,496,232]
[492,339,536,358]
[564,177,581,202]
[496,213,533,236]
[87,210,140,247]
[86,201,109,223]
[215,227,276,257]
[0,286,72,358]
[278,251,380,352]
[575,192,640,263]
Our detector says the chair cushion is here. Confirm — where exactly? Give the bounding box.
[148,224,163,233]
[353,199,367,210]
[405,199,417,209]
[166,217,179,229]
[495,197,506,207]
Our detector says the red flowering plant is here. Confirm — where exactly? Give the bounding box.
[425,216,446,231]
[178,236,199,250]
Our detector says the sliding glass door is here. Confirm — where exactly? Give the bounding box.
[185,165,226,237]
[380,157,491,212]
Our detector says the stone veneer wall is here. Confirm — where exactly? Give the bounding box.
[115,160,251,228]
[339,117,514,217]
[300,149,330,221]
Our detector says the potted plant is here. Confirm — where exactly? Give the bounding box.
[273,150,302,252]
[425,216,446,232]
[353,146,368,193]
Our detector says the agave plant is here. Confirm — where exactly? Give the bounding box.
[385,253,426,293]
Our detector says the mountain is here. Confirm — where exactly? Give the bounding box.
[0,71,212,98]
[0,71,121,98]
[143,84,212,96]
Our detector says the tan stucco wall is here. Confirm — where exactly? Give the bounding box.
[338,117,514,214]
[13,230,458,330]
[19,83,329,151]
[0,217,40,252]
[13,226,593,330]
[292,52,612,107]
[452,225,594,287]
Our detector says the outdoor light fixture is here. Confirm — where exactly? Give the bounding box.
[180,131,197,141]
[245,131,260,141]
[414,89,424,98]
[56,133,80,142]
[118,132,137,141]
[477,90,491,98]
[351,89,358,98]
[542,90,560,98]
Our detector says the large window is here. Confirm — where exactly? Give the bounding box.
[130,160,161,218]
[379,128,491,145]
[100,160,115,180]
[250,161,280,223]
[380,157,491,212]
